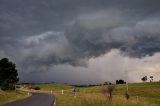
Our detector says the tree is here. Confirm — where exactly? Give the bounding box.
[0,58,19,90]
[141,76,147,82]
[116,79,126,84]
[104,81,108,85]
[150,76,153,82]
[104,81,111,85]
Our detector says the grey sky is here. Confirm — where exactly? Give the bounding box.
[0,0,160,84]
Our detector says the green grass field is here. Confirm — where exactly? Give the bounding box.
[74,82,160,106]
[34,84,73,91]
[51,82,160,106]
[0,82,160,106]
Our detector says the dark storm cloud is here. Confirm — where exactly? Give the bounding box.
[66,10,160,58]
[0,0,160,83]
[1,0,160,37]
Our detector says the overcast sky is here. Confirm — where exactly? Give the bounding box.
[0,0,160,84]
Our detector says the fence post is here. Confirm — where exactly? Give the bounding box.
[62,89,64,95]
[28,92,30,96]
[126,83,128,92]
[136,96,139,102]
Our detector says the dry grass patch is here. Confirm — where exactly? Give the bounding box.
[0,90,29,105]
[54,91,152,106]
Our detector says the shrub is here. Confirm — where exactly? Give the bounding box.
[124,91,130,100]
[107,85,115,101]
[16,86,21,88]
[1,82,15,91]
[101,85,115,101]
[33,86,40,90]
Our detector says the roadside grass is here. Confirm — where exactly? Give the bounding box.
[0,90,29,105]
[114,82,160,105]
[51,82,160,106]
[54,92,144,106]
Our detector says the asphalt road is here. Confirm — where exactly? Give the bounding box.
[4,93,55,106]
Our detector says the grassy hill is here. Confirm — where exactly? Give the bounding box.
[79,82,160,105]
[51,82,160,106]
[0,82,160,106]
[34,83,73,91]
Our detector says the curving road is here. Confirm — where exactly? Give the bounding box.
[4,93,55,106]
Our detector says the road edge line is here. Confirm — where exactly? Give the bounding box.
[53,98,56,106]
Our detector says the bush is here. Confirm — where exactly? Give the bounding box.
[27,85,40,90]
[1,82,15,91]
[107,85,115,101]
[16,86,21,88]
[101,85,115,101]
[124,91,130,100]
[33,86,40,90]
[1,83,9,91]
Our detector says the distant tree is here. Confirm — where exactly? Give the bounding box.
[150,76,153,82]
[116,79,126,84]
[0,58,19,90]
[141,76,147,82]
[109,82,112,85]
[116,80,119,84]
[104,81,108,85]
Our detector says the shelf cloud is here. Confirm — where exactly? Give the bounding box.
[0,0,160,84]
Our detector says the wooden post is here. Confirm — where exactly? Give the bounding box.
[126,83,128,92]
[136,96,138,102]
[62,89,64,95]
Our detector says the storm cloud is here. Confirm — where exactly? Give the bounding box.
[0,0,160,84]
[67,10,160,58]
